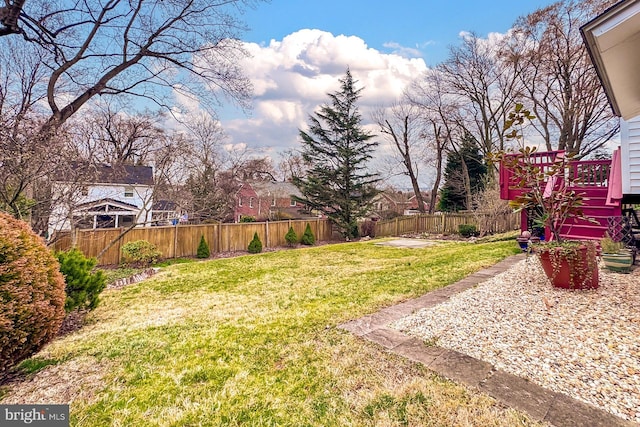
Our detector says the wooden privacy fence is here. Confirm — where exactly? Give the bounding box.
[374,212,521,238]
[51,218,332,266]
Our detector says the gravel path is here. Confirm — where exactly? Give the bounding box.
[392,256,640,423]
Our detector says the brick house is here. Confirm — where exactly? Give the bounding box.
[234,181,311,222]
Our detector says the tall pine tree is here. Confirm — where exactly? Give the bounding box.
[438,133,487,212]
[294,69,380,239]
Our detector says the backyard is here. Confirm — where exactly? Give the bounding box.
[0,238,545,426]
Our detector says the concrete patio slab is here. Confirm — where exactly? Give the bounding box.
[374,238,437,248]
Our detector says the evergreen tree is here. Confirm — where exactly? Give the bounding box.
[293,69,380,239]
[196,235,210,259]
[248,232,263,254]
[301,223,315,246]
[284,226,298,247]
[438,133,487,212]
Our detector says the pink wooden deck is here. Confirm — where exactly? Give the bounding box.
[499,150,622,241]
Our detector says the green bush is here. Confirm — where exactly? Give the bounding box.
[121,240,161,266]
[56,248,106,312]
[239,216,256,223]
[196,235,210,259]
[285,226,298,247]
[0,212,66,376]
[458,224,479,238]
[301,223,315,245]
[248,232,263,254]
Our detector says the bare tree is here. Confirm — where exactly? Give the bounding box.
[1,0,258,140]
[437,31,523,156]
[510,0,619,156]
[406,70,455,214]
[0,39,67,224]
[70,106,166,166]
[277,149,307,182]
[373,102,427,213]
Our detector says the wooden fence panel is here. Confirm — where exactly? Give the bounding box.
[375,212,520,238]
[51,214,514,266]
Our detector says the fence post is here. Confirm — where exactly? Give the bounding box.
[441,214,446,234]
[265,221,270,248]
[395,217,399,236]
[173,223,179,259]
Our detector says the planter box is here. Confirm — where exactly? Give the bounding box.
[538,245,599,290]
[602,251,633,273]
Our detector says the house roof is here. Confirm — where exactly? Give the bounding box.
[75,198,140,212]
[57,163,154,186]
[581,0,640,119]
[152,200,177,211]
[247,181,302,199]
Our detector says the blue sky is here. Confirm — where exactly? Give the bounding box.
[242,0,552,66]
[180,0,559,186]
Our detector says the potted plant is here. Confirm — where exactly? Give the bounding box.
[495,104,599,289]
[601,233,633,273]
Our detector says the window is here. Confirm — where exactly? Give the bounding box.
[249,197,255,208]
[124,187,134,198]
[238,197,243,207]
[290,199,296,207]
[271,198,276,207]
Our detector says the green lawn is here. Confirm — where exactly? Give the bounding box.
[2,239,543,426]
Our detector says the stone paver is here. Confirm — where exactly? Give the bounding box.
[338,249,637,427]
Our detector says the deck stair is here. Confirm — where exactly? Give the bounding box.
[499,150,621,241]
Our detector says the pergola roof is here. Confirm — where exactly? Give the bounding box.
[582,0,640,120]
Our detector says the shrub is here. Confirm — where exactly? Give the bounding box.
[0,212,66,376]
[285,226,298,247]
[458,224,479,238]
[360,220,376,238]
[56,248,106,312]
[239,216,256,223]
[248,232,263,253]
[121,240,161,266]
[196,235,210,259]
[301,223,315,245]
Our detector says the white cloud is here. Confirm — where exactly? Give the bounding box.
[221,29,429,156]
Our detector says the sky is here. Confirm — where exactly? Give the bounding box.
[205,0,557,185]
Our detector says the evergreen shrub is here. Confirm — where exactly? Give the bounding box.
[121,240,161,266]
[248,232,262,253]
[197,235,210,259]
[301,224,315,245]
[458,224,479,238]
[56,248,106,312]
[0,212,66,375]
[285,226,298,247]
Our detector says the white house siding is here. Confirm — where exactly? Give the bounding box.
[620,115,640,195]
[48,183,153,237]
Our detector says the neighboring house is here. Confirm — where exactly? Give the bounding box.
[371,189,431,218]
[405,193,431,215]
[234,181,311,222]
[151,200,181,226]
[371,190,411,218]
[235,182,260,222]
[48,163,154,237]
